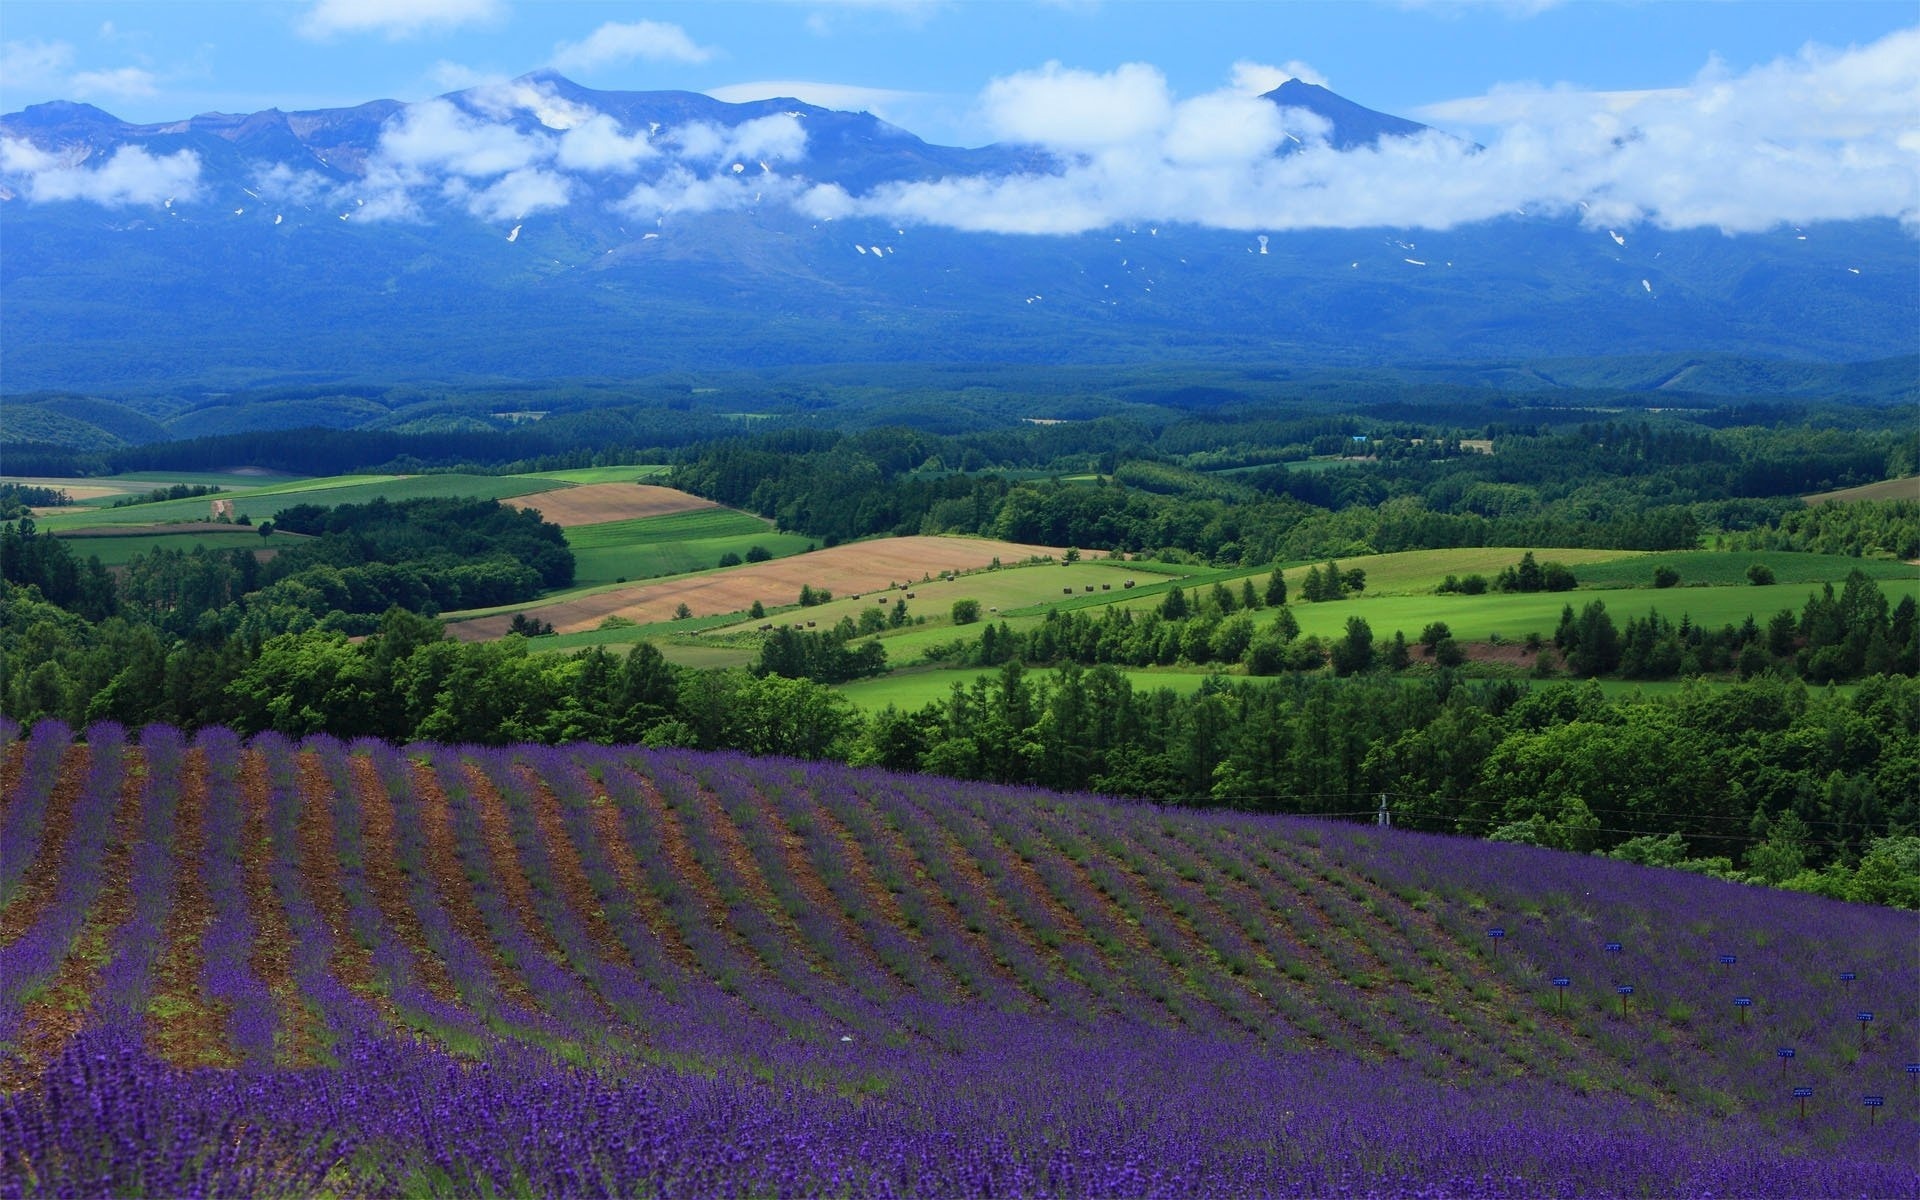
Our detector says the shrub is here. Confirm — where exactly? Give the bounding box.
[745,545,772,563]
[1746,562,1776,586]
[951,598,982,625]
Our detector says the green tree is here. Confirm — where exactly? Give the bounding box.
[1265,565,1288,607]
[951,598,982,625]
[1330,616,1375,676]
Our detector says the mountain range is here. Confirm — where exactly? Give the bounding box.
[1,73,1913,396]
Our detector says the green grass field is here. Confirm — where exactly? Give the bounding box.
[572,533,818,588]
[566,508,773,548]
[1273,577,1920,644]
[40,474,565,530]
[1572,550,1915,589]
[1269,547,1642,596]
[53,528,308,566]
[513,466,670,485]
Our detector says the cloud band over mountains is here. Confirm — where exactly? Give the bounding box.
[3,28,1915,234]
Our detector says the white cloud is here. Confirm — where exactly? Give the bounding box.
[427,60,498,92]
[377,98,550,176]
[298,0,503,40]
[807,29,1920,235]
[727,114,808,162]
[252,162,333,204]
[549,20,714,73]
[69,66,159,101]
[465,78,598,130]
[448,166,572,220]
[556,114,659,172]
[1164,91,1287,164]
[619,166,785,218]
[672,114,808,164]
[1,39,75,91]
[1229,59,1326,95]
[1,140,201,205]
[982,61,1171,150]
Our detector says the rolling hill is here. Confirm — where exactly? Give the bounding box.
[1,719,1912,1193]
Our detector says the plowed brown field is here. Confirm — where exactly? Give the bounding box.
[451,535,1063,638]
[502,483,716,527]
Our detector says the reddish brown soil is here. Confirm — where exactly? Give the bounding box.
[0,744,86,947]
[0,740,26,822]
[502,483,718,527]
[293,752,405,1034]
[688,781,842,984]
[147,748,238,1069]
[583,778,699,974]
[346,756,462,1007]
[925,810,1079,984]
[236,749,325,1066]
[0,751,140,1092]
[461,761,568,965]
[1088,831,1304,1020]
[807,801,971,999]
[762,803,899,988]
[624,773,759,966]
[513,764,638,974]
[451,535,1065,638]
[410,759,543,1013]
[863,806,1030,999]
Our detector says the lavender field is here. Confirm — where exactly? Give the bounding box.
[0,718,1914,1196]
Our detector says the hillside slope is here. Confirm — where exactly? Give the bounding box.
[0,720,1913,1194]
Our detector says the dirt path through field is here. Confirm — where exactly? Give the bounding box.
[0,741,25,824]
[0,744,86,945]
[0,751,140,1091]
[295,751,407,1036]
[581,774,700,975]
[452,535,1064,638]
[238,748,328,1065]
[345,756,463,1008]
[148,748,238,1068]
[410,760,546,1016]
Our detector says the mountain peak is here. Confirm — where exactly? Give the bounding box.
[1259,79,1434,150]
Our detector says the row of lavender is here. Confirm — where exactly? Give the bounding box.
[1,718,1914,1195]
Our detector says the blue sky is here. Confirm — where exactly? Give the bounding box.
[2,1,1913,147]
[2,2,1915,234]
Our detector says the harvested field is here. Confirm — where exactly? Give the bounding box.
[1802,475,1918,504]
[504,483,716,527]
[451,536,1063,638]
[0,477,133,501]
